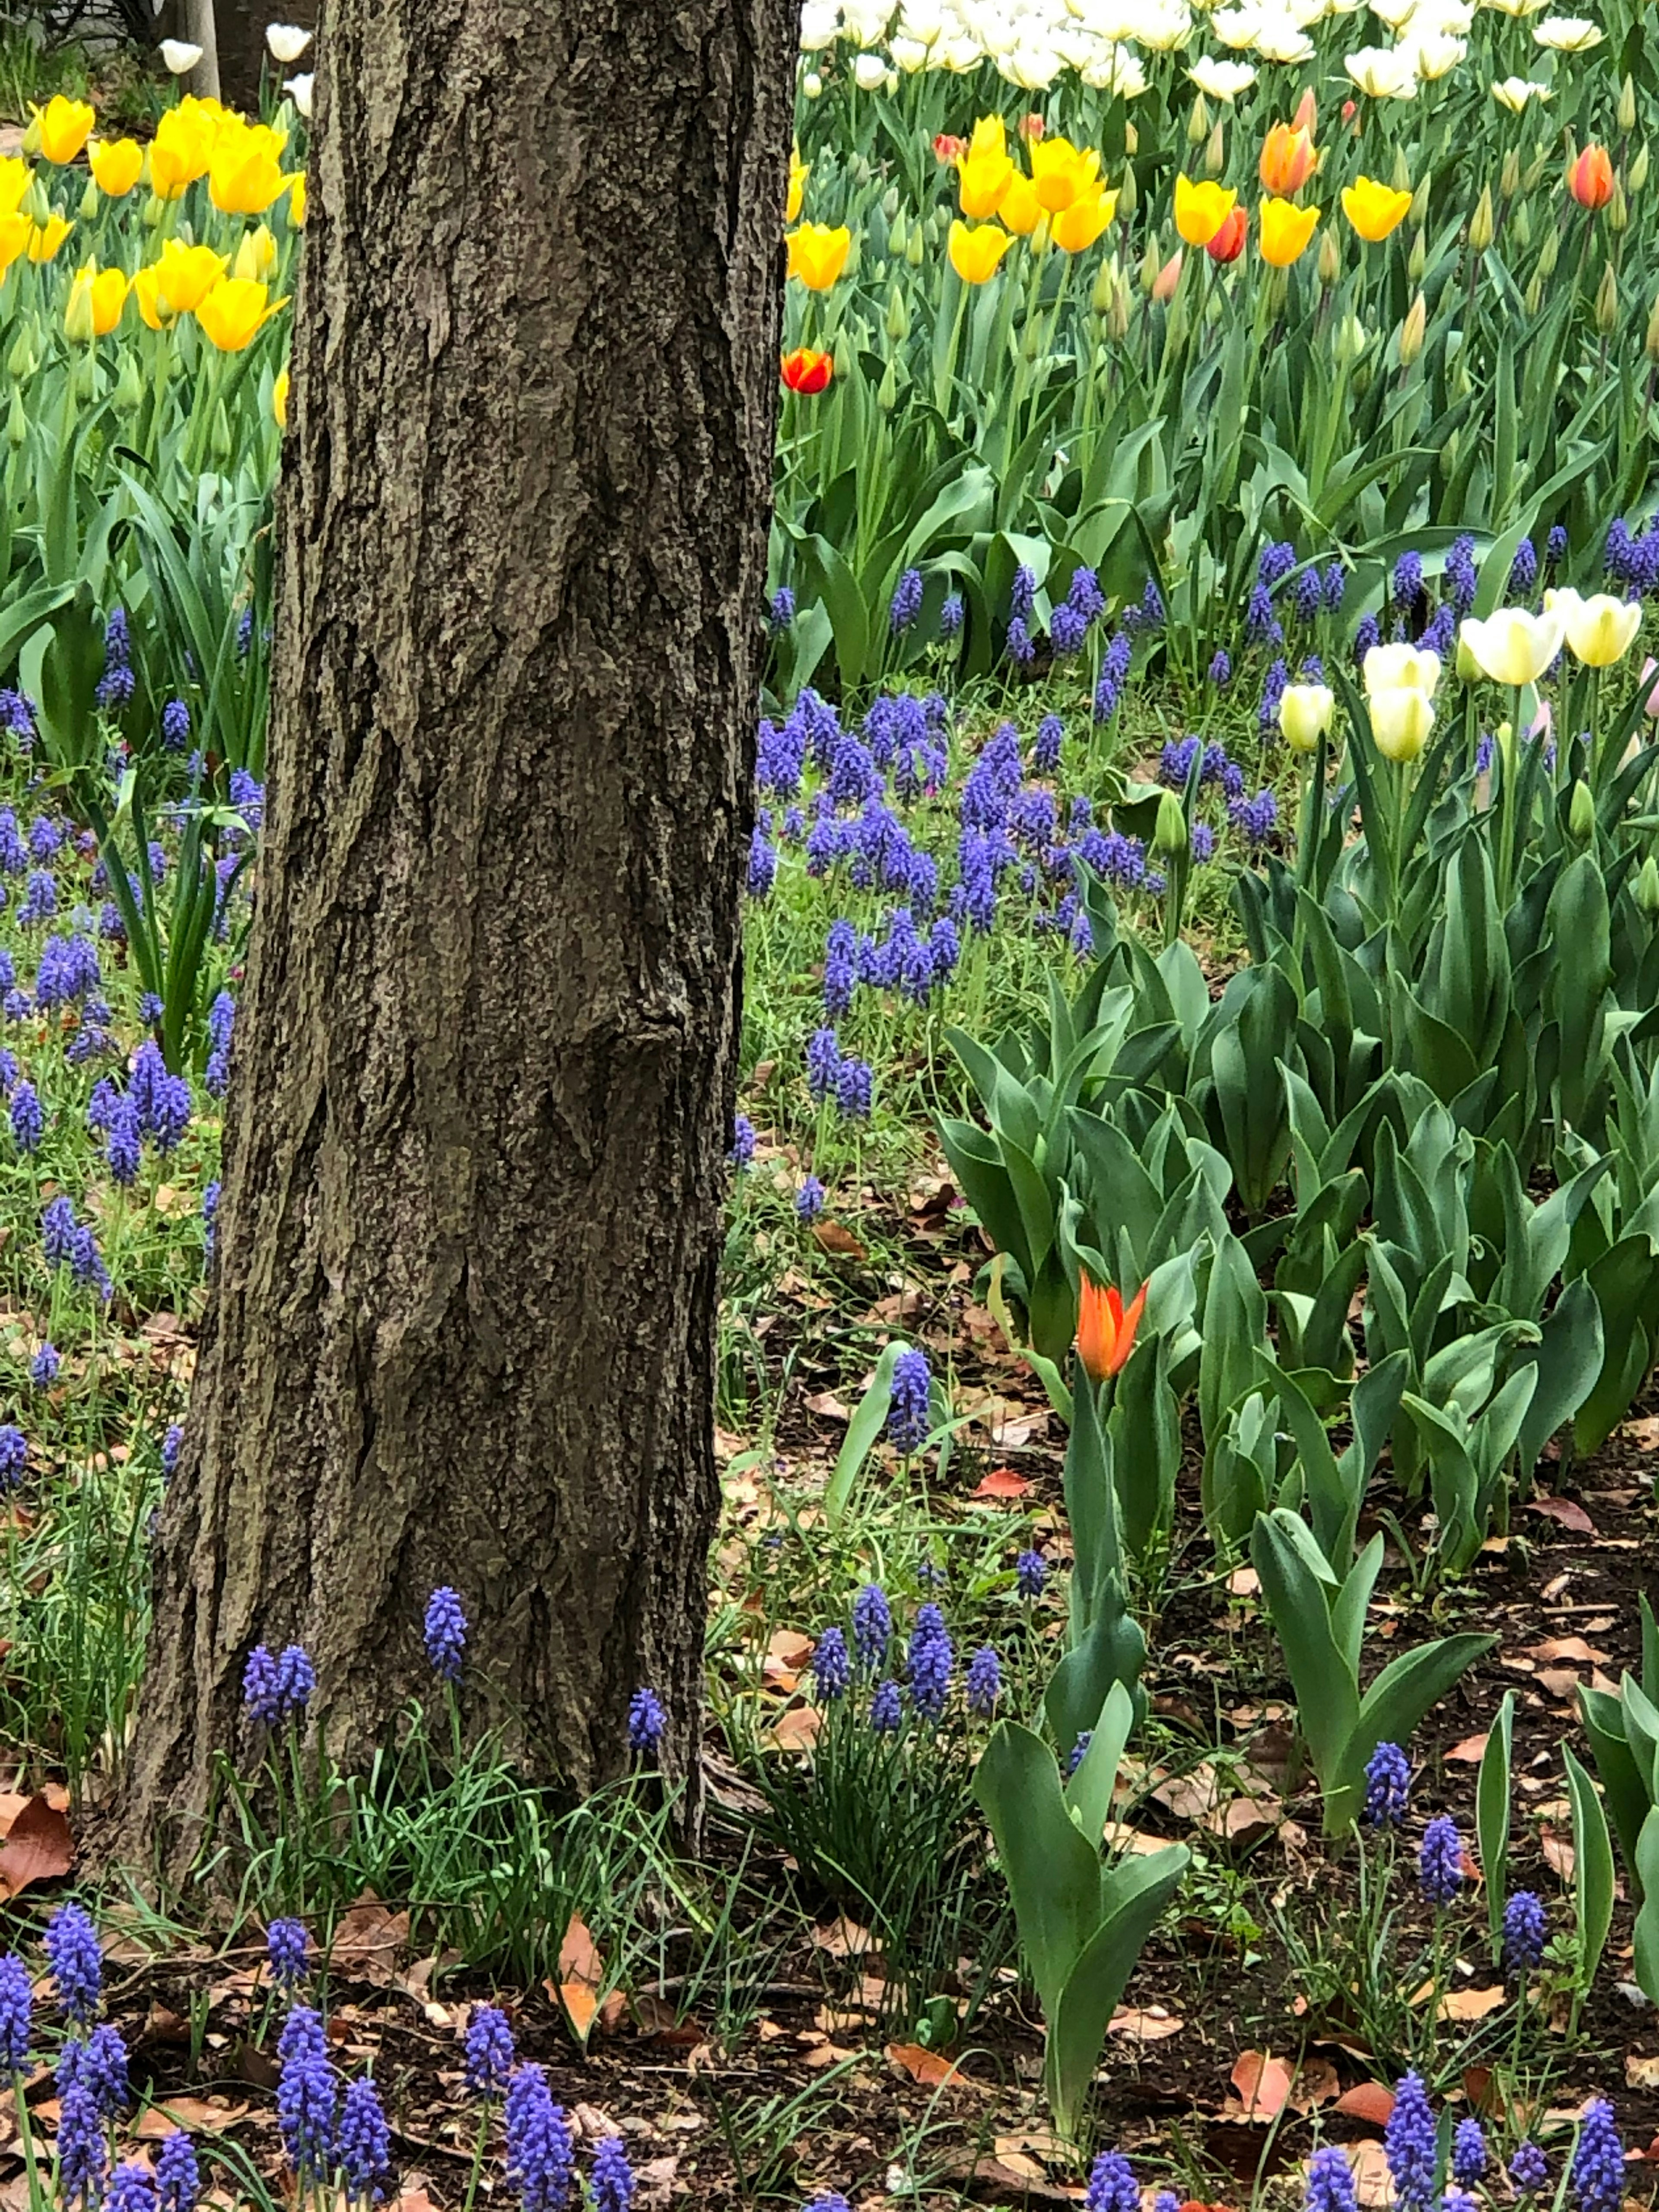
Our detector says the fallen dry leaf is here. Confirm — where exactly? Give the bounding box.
[768,1706,823,1754]
[973,1468,1031,1501]
[135,2100,249,2137]
[1230,2050,1294,2121]
[1626,2054,1659,2090]
[553,1913,606,2047]
[810,1221,867,1261]
[1437,1985,1506,2023]
[1109,2006,1184,2042]
[1527,1497,1597,1535]
[1444,1733,1488,1764]
[811,1916,874,1958]
[1333,2083,1396,2126]
[0,1795,73,1900]
[1290,2058,1342,2113]
[887,2041,973,2088]
[331,1896,408,1986]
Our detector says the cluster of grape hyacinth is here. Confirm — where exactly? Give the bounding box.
[243,1640,317,1727]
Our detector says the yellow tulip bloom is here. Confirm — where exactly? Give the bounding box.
[286,170,307,228]
[1341,175,1412,242]
[88,137,144,196]
[1030,136,1100,213]
[1052,186,1118,253]
[147,102,218,200]
[272,365,289,429]
[958,112,1014,219]
[133,264,175,330]
[194,276,287,352]
[999,173,1043,235]
[210,136,288,216]
[32,95,94,166]
[1363,641,1442,697]
[1278,682,1334,752]
[948,219,1014,283]
[1457,608,1564,685]
[785,222,852,290]
[0,214,29,277]
[1370,682,1435,762]
[153,238,229,315]
[233,225,279,283]
[26,216,72,264]
[64,260,128,340]
[1259,196,1320,266]
[0,159,32,219]
[1173,172,1236,248]
[787,149,809,226]
[1547,588,1643,666]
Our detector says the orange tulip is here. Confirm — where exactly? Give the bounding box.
[1259,121,1316,195]
[1206,205,1248,261]
[1017,111,1045,143]
[1292,87,1317,136]
[1152,249,1183,301]
[1567,143,1614,210]
[780,345,833,393]
[1076,1276,1148,1382]
[933,132,964,165]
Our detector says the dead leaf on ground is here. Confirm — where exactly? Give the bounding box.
[811,1221,867,1261]
[1444,1733,1488,1764]
[802,1391,852,1424]
[973,1468,1031,1501]
[1290,2058,1342,2113]
[768,1706,823,1754]
[1109,2005,1184,2042]
[0,1795,73,1900]
[1349,2142,1394,2207]
[135,2100,248,2137]
[331,1896,409,1985]
[553,1913,607,2047]
[1626,2055,1659,2090]
[1529,1637,1608,1665]
[811,1915,874,1958]
[1527,1497,1597,1535]
[635,2158,679,2209]
[1437,1986,1506,2023]
[1333,2083,1396,2126]
[1230,2050,1294,2120]
[1541,1827,1576,1881]
[887,2041,974,2088]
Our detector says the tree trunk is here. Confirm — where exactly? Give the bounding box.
[111,0,792,1875]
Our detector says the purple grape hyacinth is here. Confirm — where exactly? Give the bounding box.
[466,2003,515,2096]
[906,1603,953,1719]
[44,1901,102,2025]
[338,2074,393,2204]
[424,1586,467,1683]
[1086,2151,1139,2212]
[1503,1890,1547,1977]
[505,2064,575,2212]
[812,1626,851,1702]
[887,1347,931,1454]
[965,1645,1002,1716]
[591,2135,636,2212]
[1386,2072,1437,2212]
[0,1955,28,2069]
[267,1917,311,1989]
[1571,2098,1624,2212]
[1363,1741,1411,1830]
[156,2130,200,2212]
[1419,1815,1465,1905]
[627,1687,665,1755]
[1306,2147,1359,2212]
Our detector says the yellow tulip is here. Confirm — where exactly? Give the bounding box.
[210,134,288,217]
[0,214,30,276]
[1052,186,1118,253]
[1456,608,1564,685]
[88,137,143,197]
[194,276,287,352]
[286,170,307,228]
[1278,682,1334,752]
[948,218,1014,283]
[1173,171,1236,248]
[153,238,229,315]
[787,149,808,226]
[1341,175,1412,242]
[0,159,31,219]
[133,264,174,330]
[26,216,71,264]
[1363,641,1441,698]
[64,260,128,340]
[1370,682,1436,762]
[233,224,279,283]
[33,95,94,166]
[958,112,1014,219]
[1030,136,1100,214]
[1259,196,1320,265]
[147,102,218,200]
[999,173,1043,235]
[785,222,851,290]
[1546,587,1644,666]
[272,365,289,429]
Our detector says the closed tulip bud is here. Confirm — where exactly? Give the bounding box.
[1512,202,1532,248]
[1408,229,1426,281]
[1535,224,1560,279]
[1568,779,1595,844]
[1118,165,1137,216]
[1439,427,1459,479]
[142,191,165,229]
[78,178,98,222]
[1469,184,1494,251]
[1409,174,1431,226]
[1630,142,1649,194]
[5,386,22,448]
[1140,237,1161,293]
[1392,145,1411,193]
[1166,286,1188,347]
[1525,272,1544,315]
[1188,92,1210,145]
[877,356,899,411]
[1500,149,1520,199]
[888,207,907,255]
[5,324,32,379]
[1334,311,1368,363]
[113,346,143,411]
[882,186,899,221]
[1609,177,1628,232]
[886,282,909,340]
[1153,790,1188,855]
[803,70,823,96]
[1522,150,1549,194]
[1637,856,1659,916]
[1595,261,1618,334]
[1204,121,1225,177]
[1155,249,1184,304]
[1399,290,1427,365]
[906,227,924,267]
[1318,227,1340,286]
[1619,75,1637,134]
[1107,279,1129,340]
[1646,290,1659,363]
[1125,123,1139,155]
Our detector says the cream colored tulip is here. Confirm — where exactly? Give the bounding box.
[1279,682,1335,752]
[1363,641,1442,697]
[1345,43,1417,93]
[1457,607,1565,685]
[1547,588,1643,666]
[1370,683,1436,760]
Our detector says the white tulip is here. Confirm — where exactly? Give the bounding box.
[799,1,842,48]
[283,71,314,116]
[1187,51,1258,91]
[1457,609,1565,685]
[159,38,203,70]
[1490,73,1550,105]
[265,22,312,61]
[1533,12,1602,43]
[1345,42,1418,92]
[1253,16,1315,56]
[1411,32,1466,73]
[802,67,825,92]
[1209,5,1260,38]
[1364,642,1443,697]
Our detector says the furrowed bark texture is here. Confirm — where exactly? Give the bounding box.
[116,0,793,1870]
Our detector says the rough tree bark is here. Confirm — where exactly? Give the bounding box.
[113,0,793,1873]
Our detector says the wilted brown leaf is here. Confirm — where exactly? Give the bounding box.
[1437,1985,1506,2023]
[1109,2006,1184,2043]
[1626,2054,1659,2090]
[0,1795,73,1899]
[811,1915,873,1958]
[1444,1733,1488,1764]
[554,1913,606,2047]
[136,2101,248,2137]
[887,2041,973,2088]
[810,1221,867,1261]
[973,1468,1031,1501]
[1230,2051,1294,2120]
[1527,1497,1597,1535]
[1333,2083,1396,2126]
[769,1707,823,1754]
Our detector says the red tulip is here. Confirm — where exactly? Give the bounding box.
[932,132,964,165]
[1568,143,1615,210]
[780,346,833,394]
[1206,206,1248,262]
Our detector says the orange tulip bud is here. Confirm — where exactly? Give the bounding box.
[1259,121,1316,195]
[1017,111,1045,143]
[1568,143,1615,210]
[1206,204,1248,261]
[1153,248,1184,301]
[1076,1276,1148,1383]
[1341,99,1357,123]
[1291,87,1317,136]
[933,132,964,165]
[780,346,833,393]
